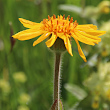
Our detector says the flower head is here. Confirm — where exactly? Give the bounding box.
[12,14,106,62]
[98,1,110,14]
[13,72,27,83]
[18,105,30,110]
[0,79,11,94]
[18,93,31,104]
[92,96,99,109]
[99,21,110,56]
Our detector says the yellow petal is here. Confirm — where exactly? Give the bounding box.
[75,31,100,44]
[74,38,87,62]
[33,32,51,46]
[77,28,106,36]
[45,33,57,47]
[88,25,98,30]
[85,30,106,36]
[57,33,64,39]
[19,18,42,28]
[58,34,73,56]
[77,30,101,40]
[64,35,73,56]
[12,28,44,40]
[71,32,95,45]
[77,24,98,30]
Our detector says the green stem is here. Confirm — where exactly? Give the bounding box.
[54,52,62,110]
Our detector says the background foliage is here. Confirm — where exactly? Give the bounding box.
[0,0,110,110]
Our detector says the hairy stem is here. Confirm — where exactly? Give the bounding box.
[54,52,62,110]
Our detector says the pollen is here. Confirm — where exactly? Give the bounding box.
[42,14,78,34]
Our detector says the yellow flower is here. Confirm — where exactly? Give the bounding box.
[13,72,27,83]
[18,93,31,104]
[92,96,99,109]
[0,79,11,94]
[98,1,110,14]
[105,89,110,100]
[18,105,30,110]
[12,15,106,62]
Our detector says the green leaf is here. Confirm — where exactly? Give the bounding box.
[58,5,81,14]
[64,83,87,100]
[59,99,63,110]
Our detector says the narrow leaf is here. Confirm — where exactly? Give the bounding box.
[59,99,63,110]
[64,83,87,100]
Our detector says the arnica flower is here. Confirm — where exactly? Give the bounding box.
[12,14,106,62]
[92,96,99,109]
[18,105,30,110]
[13,72,27,83]
[0,79,11,94]
[105,89,110,100]
[18,93,31,104]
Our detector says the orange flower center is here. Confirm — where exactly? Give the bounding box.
[42,14,78,35]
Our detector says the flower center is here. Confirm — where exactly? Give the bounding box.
[42,14,78,34]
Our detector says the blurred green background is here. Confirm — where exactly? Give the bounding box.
[0,0,110,110]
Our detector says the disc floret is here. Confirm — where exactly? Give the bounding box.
[42,14,78,35]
